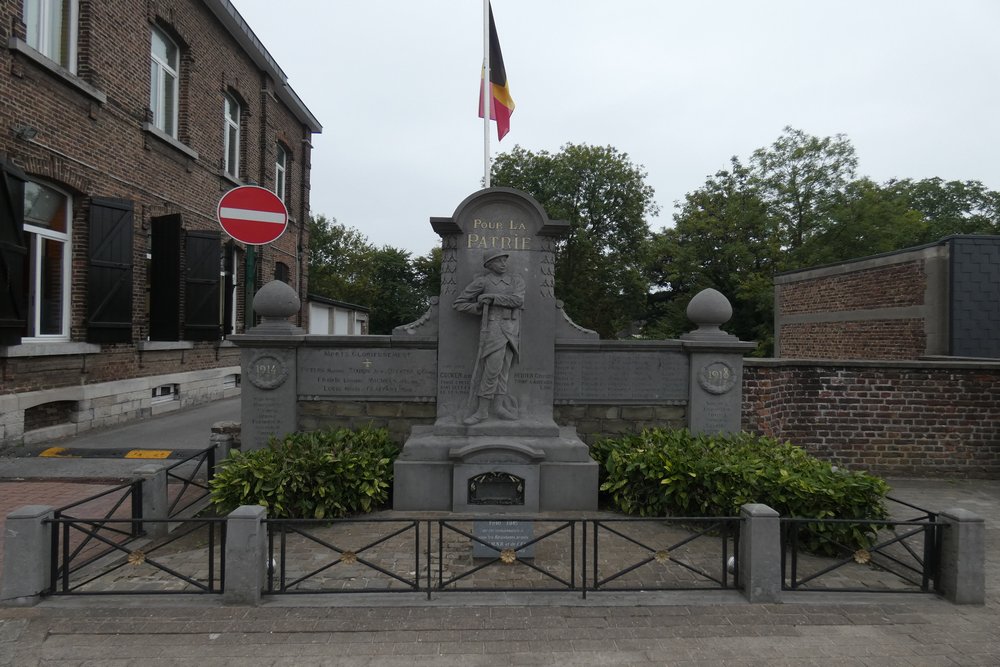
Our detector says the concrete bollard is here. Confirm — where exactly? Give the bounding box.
[136,464,168,539]
[224,505,267,605]
[1,505,54,605]
[739,503,782,603]
[938,508,985,604]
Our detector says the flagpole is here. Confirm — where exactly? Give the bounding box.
[482,0,491,188]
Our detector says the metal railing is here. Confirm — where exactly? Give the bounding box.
[264,518,421,594]
[780,497,942,594]
[261,517,740,598]
[47,516,226,595]
[591,517,740,594]
[165,445,217,518]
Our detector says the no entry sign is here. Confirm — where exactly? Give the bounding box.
[217,186,288,245]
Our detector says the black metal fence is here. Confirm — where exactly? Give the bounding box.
[47,516,226,595]
[165,445,217,518]
[780,497,941,593]
[262,517,741,599]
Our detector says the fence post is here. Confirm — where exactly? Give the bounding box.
[739,503,781,603]
[136,464,168,538]
[1,505,53,605]
[210,421,239,476]
[938,508,984,604]
[224,505,267,605]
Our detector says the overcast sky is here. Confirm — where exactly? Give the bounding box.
[231,0,1000,256]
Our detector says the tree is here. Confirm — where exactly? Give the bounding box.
[491,143,658,337]
[646,159,779,351]
[750,126,858,261]
[307,215,428,334]
[307,214,376,303]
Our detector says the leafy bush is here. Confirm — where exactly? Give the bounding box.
[210,427,398,519]
[593,429,889,555]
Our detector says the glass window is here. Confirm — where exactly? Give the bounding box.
[274,144,287,202]
[23,0,78,72]
[149,26,179,137]
[223,93,241,178]
[23,180,71,340]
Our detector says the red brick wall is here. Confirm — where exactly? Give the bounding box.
[743,362,1000,478]
[779,320,925,360]
[779,262,926,315]
[0,0,314,394]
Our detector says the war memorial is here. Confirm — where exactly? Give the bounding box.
[237,187,756,512]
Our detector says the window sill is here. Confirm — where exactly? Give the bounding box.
[0,341,101,358]
[219,170,242,187]
[139,341,195,351]
[8,38,108,104]
[142,123,199,160]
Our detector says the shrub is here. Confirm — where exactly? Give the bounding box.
[593,429,889,555]
[209,426,398,519]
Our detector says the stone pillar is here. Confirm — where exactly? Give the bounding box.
[938,508,985,604]
[739,503,781,603]
[232,281,305,452]
[682,289,757,434]
[136,464,169,539]
[1,505,53,605]
[224,505,267,605]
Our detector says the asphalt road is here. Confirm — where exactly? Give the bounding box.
[0,396,241,481]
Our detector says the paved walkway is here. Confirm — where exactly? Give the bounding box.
[1,478,998,665]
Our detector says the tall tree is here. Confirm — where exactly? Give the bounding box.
[750,126,858,260]
[647,159,779,351]
[491,143,658,337]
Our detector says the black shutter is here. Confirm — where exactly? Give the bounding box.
[87,198,134,343]
[223,241,236,335]
[0,160,27,346]
[150,214,181,341]
[183,230,221,341]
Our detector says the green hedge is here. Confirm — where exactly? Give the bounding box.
[592,429,889,555]
[209,427,397,519]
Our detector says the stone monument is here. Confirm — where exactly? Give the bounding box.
[393,187,599,512]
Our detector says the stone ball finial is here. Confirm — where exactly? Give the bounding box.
[253,280,300,319]
[686,288,733,337]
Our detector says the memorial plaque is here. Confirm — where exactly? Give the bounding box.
[554,350,688,403]
[472,520,535,559]
[299,348,436,399]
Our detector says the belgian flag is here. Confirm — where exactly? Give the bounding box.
[479,3,514,140]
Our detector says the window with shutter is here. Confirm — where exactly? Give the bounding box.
[149,214,181,341]
[184,230,221,341]
[87,198,134,343]
[0,160,28,346]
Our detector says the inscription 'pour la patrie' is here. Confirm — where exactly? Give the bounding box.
[467,218,531,250]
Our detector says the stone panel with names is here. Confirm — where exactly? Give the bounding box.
[299,348,437,399]
[554,350,688,403]
[472,520,536,558]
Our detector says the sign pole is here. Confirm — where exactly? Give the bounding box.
[245,245,256,330]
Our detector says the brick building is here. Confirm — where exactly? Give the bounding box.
[773,235,1000,360]
[743,235,1000,478]
[0,0,321,448]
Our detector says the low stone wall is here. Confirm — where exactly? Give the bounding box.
[295,401,687,448]
[742,359,1000,478]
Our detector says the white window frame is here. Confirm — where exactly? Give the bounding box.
[149,26,179,138]
[23,0,78,72]
[223,93,241,178]
[274,144,287,202]
[23,179,72,342]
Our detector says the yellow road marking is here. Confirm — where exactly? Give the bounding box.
[39,447,80,458]
[124,449,172,459]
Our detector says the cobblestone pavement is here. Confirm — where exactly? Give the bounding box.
[0,478,997,665]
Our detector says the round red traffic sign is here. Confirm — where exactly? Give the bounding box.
[217,186,288,245]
